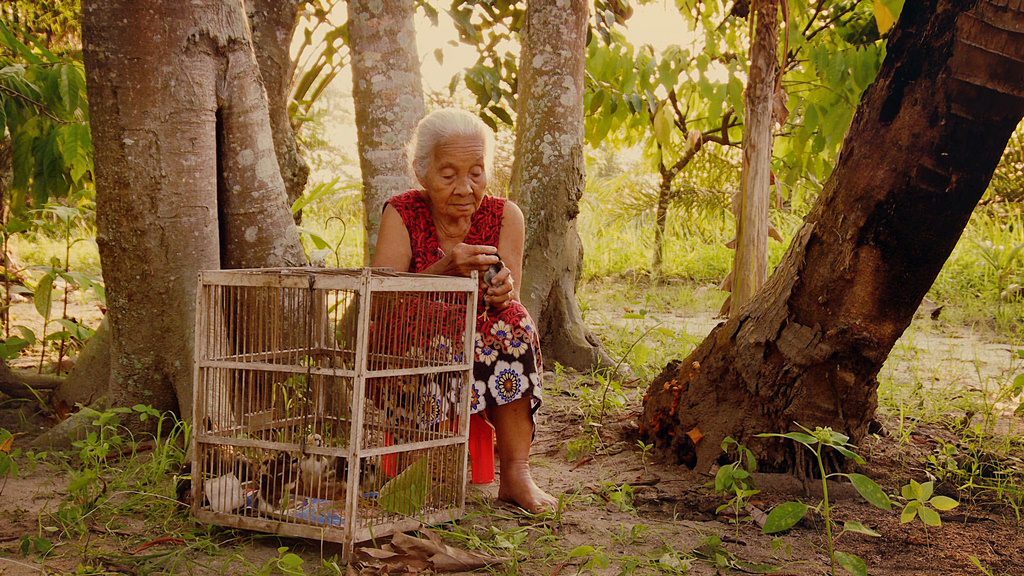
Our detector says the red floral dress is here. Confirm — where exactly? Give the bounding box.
[386,190,543,416]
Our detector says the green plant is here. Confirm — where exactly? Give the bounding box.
[611,523,649,547]
[600,482,635,513]
[19,535,54,558]
[253,547,306,576]
[711,436,759,539]
[0,428,19,497]
[30,200,102,374]
[758,425,892,576]
[567,544,611,573]
[898,480,959,527]
[636,439,654,474]
[691,535,775,573]
[567,431,600,462]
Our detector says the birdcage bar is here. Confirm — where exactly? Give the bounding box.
[340,270,372,560]
[192,268,477,559]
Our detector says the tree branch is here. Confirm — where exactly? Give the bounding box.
[0,361,61,401]
[0,84,64,123]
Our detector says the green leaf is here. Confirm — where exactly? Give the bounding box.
[378,456,430,517]
[907,479,924,500]
[918,505,942,527]
[900,501,919,524]
[489,105,513,126]
[34,272,55,319]
[848,473,892,510]
[714,464,735,492]
[297,227,330,250]
[833,444,866,465]
[762,501,809,534]
[757,431,818,446]
[652,103,673,149]
[929,496,958,511]
[843,521,881,537]
[56,123,91,184]
[918,481,934,501]
[835,551,868,576]
[1010,373,1024,397]
[901,483,914,500]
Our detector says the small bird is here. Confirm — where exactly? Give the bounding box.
[483,254,504,287]
[298,433,336,497]
[257,451,298,512]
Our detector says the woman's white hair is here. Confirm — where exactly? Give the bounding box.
[408,108,495,183]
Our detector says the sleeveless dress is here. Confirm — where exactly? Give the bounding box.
[386,190,543,416]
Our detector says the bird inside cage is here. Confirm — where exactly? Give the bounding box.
[255,433,348,513]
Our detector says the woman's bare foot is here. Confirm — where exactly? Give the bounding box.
[496,460,557,513]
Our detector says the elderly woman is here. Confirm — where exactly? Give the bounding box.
[372,108,556,513]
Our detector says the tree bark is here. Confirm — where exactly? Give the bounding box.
[348,0,424,263]
[652,168,671,276]
[52,317,110,408]
[78,0,306,420]
[510,0,614,372]
[731,0,778,314]
[246,0,310,214]
[640,0,1024,474]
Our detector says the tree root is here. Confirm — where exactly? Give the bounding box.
[31,398,109,449]
[0,361,62,401]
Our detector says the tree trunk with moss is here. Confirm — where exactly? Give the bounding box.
[640,0,1024,474]
[47,1,308,417]
[348,0,424,262]
[62,0,305,423]
[246,0,309,213]
[510,0,613,372]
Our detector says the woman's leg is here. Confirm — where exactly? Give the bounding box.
[487,395,557,513]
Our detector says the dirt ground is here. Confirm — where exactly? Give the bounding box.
[1,294,1023,575]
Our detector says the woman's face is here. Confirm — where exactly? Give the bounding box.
[422,135,488,220]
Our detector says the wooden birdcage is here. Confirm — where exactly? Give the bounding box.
[190,268,478,558]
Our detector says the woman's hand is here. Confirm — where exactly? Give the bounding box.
[445,243,500,277]
[485,265,515,309]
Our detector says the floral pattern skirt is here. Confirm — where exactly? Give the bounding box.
[471,301,543,416]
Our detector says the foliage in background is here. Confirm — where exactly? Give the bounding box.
[1,15,100,374]
[291,0,350,134]
[1,20,91,215]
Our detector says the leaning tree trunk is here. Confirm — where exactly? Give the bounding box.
[247,0,310,213]
[348,0,424,262]
[640,0,1024,474]
[730,0,778,315]
[510,0,613,372]
[76,0,306,420]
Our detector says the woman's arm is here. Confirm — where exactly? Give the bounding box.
[373,204,499,276]
[493,200,526,303]
[371,205,413,272]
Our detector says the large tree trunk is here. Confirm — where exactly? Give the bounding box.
[246,0,310,213]
[77,0,306,420]
[730,0,778,314]
[640,0,1024,474]
[348,0,424,262]
[48,2,306,414]
[510,0,613,372]
[82,0,221,415]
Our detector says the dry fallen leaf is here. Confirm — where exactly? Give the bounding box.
[686,427,704,445]
[352,528,507,574]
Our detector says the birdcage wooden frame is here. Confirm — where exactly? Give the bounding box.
[190,268,478,558]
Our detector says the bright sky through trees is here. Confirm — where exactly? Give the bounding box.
[315,3,693,168]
